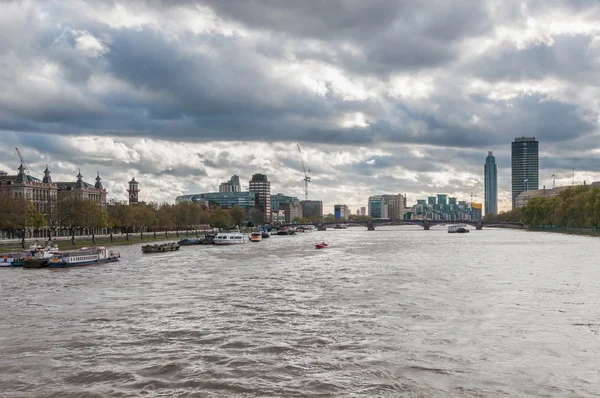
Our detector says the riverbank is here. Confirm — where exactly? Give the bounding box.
[0,232,208,253]
[527,227,600,238]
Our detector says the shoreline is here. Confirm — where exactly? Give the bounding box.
[526,227,600,238]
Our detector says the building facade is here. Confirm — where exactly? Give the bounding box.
[219,175,242,193]
[511,137,539,208]
[249,174,271,222]
[334,204,349,221]
[484,151,498,215]
[271,193,300,211]
[280,202,303,224]
[0,165,58,217]
[409,194,482,221]
[360,206,366,216]
[175,191,257,210]
[368,194,405,220]
[515,186,571,208]
[301,200,323,220]
[55,171,108,208]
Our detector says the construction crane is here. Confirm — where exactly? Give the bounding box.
[297,144,311,201]
[15,148,31,176]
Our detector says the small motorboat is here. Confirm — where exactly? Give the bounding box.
[250,232,262,242]
[315,242,329,249]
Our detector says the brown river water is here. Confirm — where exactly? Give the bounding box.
[1,226,600,397]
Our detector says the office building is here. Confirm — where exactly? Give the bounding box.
[484,151,498,215]
[280,202,302,224]
[175,191,257,210]
[249,174,271,222]
[334,204,349,221]
[271,193,300,211]
[368,194,406,220]
[360,206,366,216]
[409,194,482,221]
[301,200,323,220]
[219,175,241,193]
[511,137,539,208]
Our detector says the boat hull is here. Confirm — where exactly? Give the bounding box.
[23,258,49,269]
[48,257,120,268]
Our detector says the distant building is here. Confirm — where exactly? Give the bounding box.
[410,194,481,221]
[334,204,349,221]
[360,206,366,216]
[0,164,58,216]
[127,178,139,206]
[249,174,271,223]
[56,170,108,209]
[271,210,285,223]
[484,151,498,215]
[271,193,300,211]
[219,175,242,193]
[280,202,302,224]
[356,208,360,216]
[368,194,405,220]
[175,191,257,210]
[301,200,323,220]
[515,186,571,208]
[512,137,539,208]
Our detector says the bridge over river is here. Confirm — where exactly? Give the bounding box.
[306,220,524,231]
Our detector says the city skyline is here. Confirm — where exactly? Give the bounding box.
[1,1,599,213]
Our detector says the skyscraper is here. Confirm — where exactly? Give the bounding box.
[511,137,539,208]
[249,173,271,222]
[484,151,498,215]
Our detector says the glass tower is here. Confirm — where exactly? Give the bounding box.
[484,151,498,215]
[511,137,539,208]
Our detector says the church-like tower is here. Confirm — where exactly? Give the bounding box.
[127,178,139,205]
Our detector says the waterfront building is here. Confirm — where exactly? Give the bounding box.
[0,164,58,216]
[127,178,140,206]
[484,151,498,215]
[301,200,323,220]
[271,193,300,211]
[512,137,539,208]
[175,191,257,210]
[410,194,482,221]
[360,206,366,216]
[271,210,286,223]
[249,174,271,223]
[334,204,349,221]
[356,208,360,216]
[56,170,108,209]
[515,186,571,208]
[219,175,241,193]
[280,202,302,224]
[368,194,406,220]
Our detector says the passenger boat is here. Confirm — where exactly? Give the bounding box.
[315,242,329,249]
[199,234,216,244]
[23,244,61,269]
[448,224,470,233]
[47,247,120,268]
[213,230,247,245]
[250,232,263,242]
[142,242,180,253]
[0,253,27,267]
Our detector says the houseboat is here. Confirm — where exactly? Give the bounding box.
[47,247,120,268]
[213,230,247,245]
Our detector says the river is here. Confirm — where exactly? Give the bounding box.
[1,226,600,397]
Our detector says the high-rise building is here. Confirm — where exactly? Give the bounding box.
[219,175,241,193]
[334,204,349,221]
[301,200,323,220]
[484,151,498,215]
[511,137,539,208]
[280,202,302,224]
[360,206,366,216]
[368,194,405,220]
[249,173,271,222]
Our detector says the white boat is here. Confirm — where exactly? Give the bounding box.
[48,247,120,268]
[448,224,470,233]
[249,232,263,242]
[213,230,247,245]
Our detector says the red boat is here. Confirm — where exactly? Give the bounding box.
[315,242,329,249]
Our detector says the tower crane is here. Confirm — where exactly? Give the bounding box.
[15,148,31,176]
[297,144,311,201]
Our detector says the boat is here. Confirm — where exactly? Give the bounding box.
[47,247,120,268]
[315,242,329,249]
[142,242,180,253]
[276,228,290,235]
[213,230,247,245]
[178,238,201,246]
[261,231,270,239]
[334,224,348,229]
[199,234,216,244]
[23,244,61,269]
[249,232,263,242]
[448,224,470,233]
[0,253,27,267]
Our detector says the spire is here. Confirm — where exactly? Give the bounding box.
[42,164,52,184]
[94,172,103,189]
[75,169,84,187]
[16,163,25,182]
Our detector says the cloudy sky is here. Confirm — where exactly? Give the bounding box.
[1,0,599,213]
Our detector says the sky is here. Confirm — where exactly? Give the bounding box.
[1,0,599,213]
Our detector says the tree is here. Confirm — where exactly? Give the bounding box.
[229,206,246,227]
[211,209,232,230]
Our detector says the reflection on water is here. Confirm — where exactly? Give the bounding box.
[2,226,600,397]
